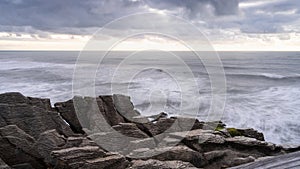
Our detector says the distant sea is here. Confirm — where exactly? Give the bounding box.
[0,51,299,145]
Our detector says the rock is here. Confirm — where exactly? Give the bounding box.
[170,129,225,144]
[138,118,175,136]
[0,158,10,169]
[27,97,53,111]
[54,99,84,134]
[204,150,227,161]
[147,112,168,122]
[82,154,129,169]
[113,94,148,123]
[237,128,264,141]
[51,146,129,169]
[128,138,157,150]
[33,130,66,165]
[0,92,74,139]
[280,144,300,152]
[140,117,204,137]
[230,156,255,167]
[98,95,127,125]
[129,159,198,169]
[225,136,280,155]
[228,151,300,169]
[51,146,107,168]
[55,95,128,134]
[0,125,45,169]
[129,145,206,168]
[113,123,149,138]
[204,150,257,169]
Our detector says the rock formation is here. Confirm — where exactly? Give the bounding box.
[0,92,299,169]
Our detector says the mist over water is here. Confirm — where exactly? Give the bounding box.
[0,51,300,145]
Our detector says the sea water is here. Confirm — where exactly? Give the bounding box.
[0,51,299,145]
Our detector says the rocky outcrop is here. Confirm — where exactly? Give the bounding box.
[0,92,74,139]
[229,151,300,169]
[129,159,198,169]
[0,92,299,169]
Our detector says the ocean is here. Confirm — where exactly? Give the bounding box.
[0,51,299,145]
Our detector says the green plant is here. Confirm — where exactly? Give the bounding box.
[227,128,242,137]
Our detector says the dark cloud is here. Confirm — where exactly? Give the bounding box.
[0,0,299,36]
[0,0,239,34]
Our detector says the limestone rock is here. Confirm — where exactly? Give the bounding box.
[129,159,198,169]
[113,123,149,138]
[237,128,264,141]
[33,130,66,164]
[226,136,280,155]
[129,145,206,168]
[0,92,74,139]
[113,94,148,123]
[51,146,129,169]
[0,125,45,169]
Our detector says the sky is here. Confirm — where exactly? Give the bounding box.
[0,0,299,51]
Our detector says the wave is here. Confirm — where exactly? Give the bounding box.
[227,73,300,81]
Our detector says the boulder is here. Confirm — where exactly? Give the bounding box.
[129,159,198,169]
[0,92,74,139]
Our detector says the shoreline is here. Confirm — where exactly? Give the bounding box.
[0,92,299,169]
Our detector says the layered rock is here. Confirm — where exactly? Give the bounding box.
[0,92,299,169]
[0,92,74,139]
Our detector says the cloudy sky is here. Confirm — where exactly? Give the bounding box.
[0,0,299,51]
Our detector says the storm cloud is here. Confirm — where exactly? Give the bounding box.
[0,0,239,34]
[0,0,299,38]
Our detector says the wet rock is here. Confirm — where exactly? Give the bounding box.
[129,159,198,169]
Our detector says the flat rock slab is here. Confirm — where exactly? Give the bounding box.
[229,151,300,169]
[128,159,198,169]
